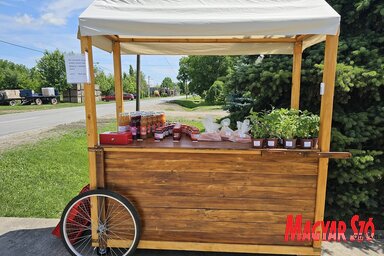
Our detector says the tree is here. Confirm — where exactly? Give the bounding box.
[224,0,384,221]
[95,67,114,95]
[160,77,174,89]
[177,56,233,96]
[36,49,70,93]
[0,59,40,90]
[205,81,225,105]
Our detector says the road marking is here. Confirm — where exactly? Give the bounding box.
[0,117,39,124]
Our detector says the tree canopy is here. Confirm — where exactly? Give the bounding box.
[36,50,70,93]
[177,56,232,96]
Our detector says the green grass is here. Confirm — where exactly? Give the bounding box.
[169,98,222,111]
[0,119,209,218]
[0,122,115,218]
[0,102,111,115]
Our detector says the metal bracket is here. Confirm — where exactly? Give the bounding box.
[320,82,325,96]
[88,146,103,153]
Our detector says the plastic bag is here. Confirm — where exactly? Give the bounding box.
[198,116,222,141]
[219,118,234,141]
[230,119,252,143]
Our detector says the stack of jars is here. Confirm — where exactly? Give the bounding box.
[118,111,167,140]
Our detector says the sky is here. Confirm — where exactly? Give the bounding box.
[0,0,181,86]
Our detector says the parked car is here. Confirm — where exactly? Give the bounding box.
[102,93,135,102]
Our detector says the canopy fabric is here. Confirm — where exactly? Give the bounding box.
[79,0,340,55]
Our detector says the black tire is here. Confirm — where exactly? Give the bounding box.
[9,100,16,106]
[60,189,141,256]
[35,98,42,105]
[51,98,58,105]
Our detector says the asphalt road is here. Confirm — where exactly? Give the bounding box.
[0,97,181,137]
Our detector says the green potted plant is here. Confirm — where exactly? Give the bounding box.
[263,108,283,148]
[297,111,320,149]
[280,109,299,149]
[249,111,268,148]
[308,113,320,149]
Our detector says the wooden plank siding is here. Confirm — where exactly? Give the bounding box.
[101,150,318,247]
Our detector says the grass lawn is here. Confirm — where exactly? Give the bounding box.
[169,97,223,112]
[0,119,202,218]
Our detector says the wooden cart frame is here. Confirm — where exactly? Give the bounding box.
[78,29,350,255]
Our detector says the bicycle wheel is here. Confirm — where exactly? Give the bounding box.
[60,189,141,256]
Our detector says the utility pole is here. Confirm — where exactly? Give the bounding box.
[147,76,150,97]
[136,55,141,111]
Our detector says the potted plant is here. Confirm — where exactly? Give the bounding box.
[249,111,268,148]
[280,109,299,149]
[297,111,320,149]
[263,108,283,148]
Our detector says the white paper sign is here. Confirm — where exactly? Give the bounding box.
[253,141,261,147]
[64,54,90,84]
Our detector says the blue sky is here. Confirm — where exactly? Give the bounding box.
[0,0,180,85]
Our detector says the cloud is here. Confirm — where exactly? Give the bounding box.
[39,0,93,26]
[15,14,34,25]
[41,13,66,26]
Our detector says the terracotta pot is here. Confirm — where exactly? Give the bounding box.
[300,138,313,149]
[284,139,297,149]
[252,138,265,148]
[266,138,279,148]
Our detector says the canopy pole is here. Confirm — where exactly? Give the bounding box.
[113,41,124,123]
[290,41,303,109]
[313,34,339,249]
[80,36,99,242]
[136,55,141,111]
[80,36,98,189]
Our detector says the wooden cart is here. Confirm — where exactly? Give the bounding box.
[67,1,351,256]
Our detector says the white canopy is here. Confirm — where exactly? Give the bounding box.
[79,0,340,55]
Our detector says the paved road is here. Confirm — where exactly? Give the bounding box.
[0,97,182,137]
[1,218,382,256]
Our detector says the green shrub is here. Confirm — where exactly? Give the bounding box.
[205,81,225,105]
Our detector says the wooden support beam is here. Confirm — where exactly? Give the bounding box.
[113,41,124,123]
[291,41,303,109]
[313,34,339,249]
[296,34,315,42]
[80,36,98,189]
[119,37,296,44]
[80,35,99,244]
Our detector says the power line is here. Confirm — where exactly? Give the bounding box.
[0,39,45,54]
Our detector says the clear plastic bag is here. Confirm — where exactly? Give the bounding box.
[219,118,234,141]
[230,119,252,143]
[198,116,222,141]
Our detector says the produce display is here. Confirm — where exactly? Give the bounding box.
[101,109,319,150]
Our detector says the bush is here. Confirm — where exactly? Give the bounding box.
[205,81,225,105]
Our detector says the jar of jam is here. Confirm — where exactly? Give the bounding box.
[118,112,131,132]
[173,123,182,141]
[140,116,147,139]
[160,112,166,125]
[154,127,164,141]
[191,127,200,142]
